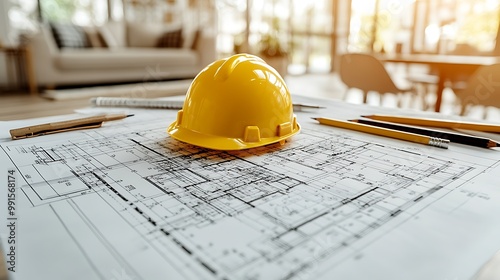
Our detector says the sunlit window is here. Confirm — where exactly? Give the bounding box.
[217,0,333,74]
[348,0,500,55]
[8,0,38,35]
[38,0,108,25]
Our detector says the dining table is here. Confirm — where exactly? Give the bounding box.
[380,53,500,112]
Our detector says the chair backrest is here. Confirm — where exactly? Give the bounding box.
[339,53,402,94]
[454,63,500,112]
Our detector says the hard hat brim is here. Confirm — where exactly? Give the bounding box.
[167,121,301,151]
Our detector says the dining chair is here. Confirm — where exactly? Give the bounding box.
[452,63,500,118]
[339,53,412,105]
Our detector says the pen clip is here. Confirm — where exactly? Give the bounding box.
[11,122,103,140]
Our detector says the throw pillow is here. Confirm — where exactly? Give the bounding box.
[50,22,90,49]
[99,21,127,49]
[157,29,183,48]
[83,27,107,48]
[189,29,200,50]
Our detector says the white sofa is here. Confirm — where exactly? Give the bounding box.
[26,21,216,89]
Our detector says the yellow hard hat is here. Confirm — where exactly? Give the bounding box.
[167,53,300,150]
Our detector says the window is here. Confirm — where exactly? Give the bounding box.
[216,0,335,74]
[347,0,500,55]
[39,0,108,25]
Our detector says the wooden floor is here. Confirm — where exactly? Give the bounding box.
[0,93,92,120]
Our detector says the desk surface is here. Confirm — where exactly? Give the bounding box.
[1,95,500,280]
[382,53,500,66]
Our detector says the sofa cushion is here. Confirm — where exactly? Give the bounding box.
[50,22,90,49]
[127,22,182,48]
[54,48,198,70]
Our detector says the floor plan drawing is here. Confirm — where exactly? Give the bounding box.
[1,112,499,280]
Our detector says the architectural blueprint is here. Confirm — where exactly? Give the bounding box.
[1,100,500,280]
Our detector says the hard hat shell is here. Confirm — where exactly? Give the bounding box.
[167,53,300,150]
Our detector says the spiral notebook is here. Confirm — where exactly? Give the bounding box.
[91,97,324,111]
[90,97,184,109]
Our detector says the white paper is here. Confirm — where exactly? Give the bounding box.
[1,96,500,280]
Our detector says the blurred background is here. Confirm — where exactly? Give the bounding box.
[1,0,500,119]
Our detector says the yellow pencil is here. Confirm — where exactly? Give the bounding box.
[362,115,500,133]
[312,117,449,149]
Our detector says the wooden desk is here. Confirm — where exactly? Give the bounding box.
[381,54,500,113]
[0,45,37,95]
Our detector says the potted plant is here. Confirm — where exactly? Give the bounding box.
[259,17,288,76]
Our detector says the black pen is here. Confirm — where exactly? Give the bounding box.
[351,118,499,148]
[293,104,325,109]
